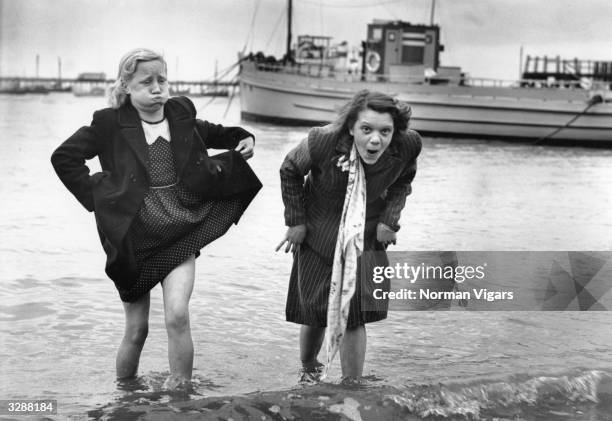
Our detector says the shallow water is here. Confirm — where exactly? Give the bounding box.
[1,93,612,420]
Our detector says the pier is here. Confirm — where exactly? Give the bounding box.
[523,55,612,82]
[0,76,237,95]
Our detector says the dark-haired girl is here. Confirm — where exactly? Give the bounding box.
[277,90,421,381]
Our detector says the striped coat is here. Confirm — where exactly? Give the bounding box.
[280,125,422,327]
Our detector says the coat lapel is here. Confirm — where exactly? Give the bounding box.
[334,132,352,157]
[166,101,194,177]
[118,102,149,171]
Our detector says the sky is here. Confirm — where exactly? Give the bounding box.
[1,0,611,82]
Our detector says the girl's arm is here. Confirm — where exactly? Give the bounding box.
[195,119,254,150]
[379,130,422,231]
[279,137,312,227]
[50,112,105,212]
[276,137,313,252]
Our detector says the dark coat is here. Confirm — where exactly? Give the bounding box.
[280,125,422,264]
[51,96,262,288]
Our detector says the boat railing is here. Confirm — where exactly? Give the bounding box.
[252,60,338,77]
[523,55,612,82]
[463,76,600,90]
[245,60,611,93]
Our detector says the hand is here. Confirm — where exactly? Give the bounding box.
[235,136,254,160]
[275,224,307,253]
[376,223,397,246]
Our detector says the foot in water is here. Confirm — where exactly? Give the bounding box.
[340,376,367,386]
[162,374,193,391]
[115,376,150,392]
[299,361,325,384]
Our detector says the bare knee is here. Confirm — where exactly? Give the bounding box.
[124,322,149,346]
[165,309,190,334]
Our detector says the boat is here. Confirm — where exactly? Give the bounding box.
[238,1,612,145]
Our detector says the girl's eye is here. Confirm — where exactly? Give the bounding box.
[361,126,371,133]
[382,129,392,135]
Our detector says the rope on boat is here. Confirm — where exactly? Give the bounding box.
[533,93,604,144]
[241,0,262,54]
[197,57,247,113]
[223,76,239,119]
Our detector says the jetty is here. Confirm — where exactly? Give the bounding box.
[0,76,237,96]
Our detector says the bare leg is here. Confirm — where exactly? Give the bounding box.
[300,325,325,368]
[162,255,195,384]
[340,325,366,379]
[116,292,151,379]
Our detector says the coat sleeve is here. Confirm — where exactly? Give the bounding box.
[50,111,106,212]
[379,130,422,231]
[195,119,254,150]
[279,136,313,227]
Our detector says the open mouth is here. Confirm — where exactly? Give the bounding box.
[366,148,379,156]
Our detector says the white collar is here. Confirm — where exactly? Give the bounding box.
[141,119,171,145]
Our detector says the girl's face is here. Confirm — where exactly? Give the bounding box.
[126,59,169,116]
[349,109,394,164]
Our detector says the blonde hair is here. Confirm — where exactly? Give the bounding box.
[108,48,167,109]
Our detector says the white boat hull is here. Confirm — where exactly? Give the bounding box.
[239,63,612,144]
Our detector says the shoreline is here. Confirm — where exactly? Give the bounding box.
[85,369,612,421]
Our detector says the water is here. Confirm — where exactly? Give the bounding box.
[1,93,612,420]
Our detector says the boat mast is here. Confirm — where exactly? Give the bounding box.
[58,57,62,89]
[519,45,524,80]
[429,0,436,25]
[286,0,293,62]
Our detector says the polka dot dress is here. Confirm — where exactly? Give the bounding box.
[119,131,242,302]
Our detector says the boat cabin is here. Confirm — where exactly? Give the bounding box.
[365,20,459,83]
[296,35,333,62]
[243,18,466,84]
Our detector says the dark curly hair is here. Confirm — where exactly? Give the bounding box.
[332,90,411,140]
